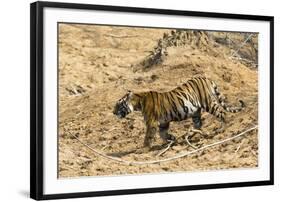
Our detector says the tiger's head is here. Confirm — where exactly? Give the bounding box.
[113,91,142,118]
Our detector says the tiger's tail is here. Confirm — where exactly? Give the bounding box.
[211,81,245,113]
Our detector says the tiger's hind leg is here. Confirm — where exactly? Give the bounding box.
[192,108,202,129]
[183,109,204,149]
[208,102,226,134]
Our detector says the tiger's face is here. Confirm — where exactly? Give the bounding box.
[113,91,134,118]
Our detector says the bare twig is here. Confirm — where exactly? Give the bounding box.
[230,56,258,67]
[235,139,244,153]
[230,34,253,58]
[184,128,204,149]
[189,128,203,135]
[69,125,258,165]
[251,150,258,157]
[185,136,198,150]
[156,141,175,157]
[104,34,139,38]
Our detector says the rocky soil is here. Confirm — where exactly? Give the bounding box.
[58,24,258,178]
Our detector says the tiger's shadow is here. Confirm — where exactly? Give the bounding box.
[106,149,138,158]
[106,138,199,157]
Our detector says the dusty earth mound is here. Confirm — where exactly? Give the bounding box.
[58,24,258,178]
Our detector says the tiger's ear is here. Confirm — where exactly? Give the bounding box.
[127,90,133,97]
[124,90,133,101]
[121,87,131,94]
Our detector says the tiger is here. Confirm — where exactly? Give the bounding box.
[113,76,244,149]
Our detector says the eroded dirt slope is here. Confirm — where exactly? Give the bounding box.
[58,24,258,178]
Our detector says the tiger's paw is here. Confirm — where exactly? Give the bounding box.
[166,133,176,144]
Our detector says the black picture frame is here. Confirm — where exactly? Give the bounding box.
[30,1,274,200]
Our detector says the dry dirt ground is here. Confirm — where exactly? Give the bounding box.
[58,23,258,178]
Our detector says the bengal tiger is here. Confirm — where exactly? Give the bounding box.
[113,76,244,149]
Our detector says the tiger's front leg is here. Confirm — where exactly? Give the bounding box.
[156,122,176,156]
[159,122,176,144]
[144,120,158,148]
